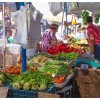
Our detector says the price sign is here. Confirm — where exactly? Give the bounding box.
[38,92,60,98]
[0,86,9,98]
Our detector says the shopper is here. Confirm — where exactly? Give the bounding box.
[56,21,68,41]
[75,28,81,39]
[86,16,100,61]
[81,27,87,39]
[40,23,61,52]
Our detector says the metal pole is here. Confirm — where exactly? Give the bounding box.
[2,3,6,69]
[18,2,27,72]
[21,47,26,72]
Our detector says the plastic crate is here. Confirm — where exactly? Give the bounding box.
[7,84,56,98]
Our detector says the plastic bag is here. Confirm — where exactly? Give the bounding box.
[70,2,79,11]
[12,6,43,49]
[48,2,63,16]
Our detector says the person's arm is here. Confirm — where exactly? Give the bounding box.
[89,34,94,54]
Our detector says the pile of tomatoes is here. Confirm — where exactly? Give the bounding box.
[2,66,38,75]
[54,76,65,84]
[3,66,21,75]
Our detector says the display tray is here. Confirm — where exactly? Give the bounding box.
[55,74,74,88]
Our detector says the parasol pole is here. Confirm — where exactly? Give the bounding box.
[2,3,6,69]
[64,2,68,35]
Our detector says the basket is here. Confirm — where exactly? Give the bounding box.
[7,84,56,98]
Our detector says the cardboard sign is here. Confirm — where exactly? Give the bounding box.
[38,92,60,98]
[0,86,9,98]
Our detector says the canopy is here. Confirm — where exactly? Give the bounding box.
[70,2,100,15]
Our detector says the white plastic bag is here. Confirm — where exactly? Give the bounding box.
[12,6,43,49]
[48,2,63,16]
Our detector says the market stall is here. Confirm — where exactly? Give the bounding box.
[0,2,100,98]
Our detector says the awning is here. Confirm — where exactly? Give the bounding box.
[70,2,100,15]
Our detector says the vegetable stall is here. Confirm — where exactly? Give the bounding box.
[0,2,100,98]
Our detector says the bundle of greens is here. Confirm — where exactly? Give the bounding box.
[55,52,78,60]
[39,60,73,76]
[82,10,89,25]
[10,70,54,91]
[94,14,100,23]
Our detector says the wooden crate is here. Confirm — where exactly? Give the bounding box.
[74,68,100,98]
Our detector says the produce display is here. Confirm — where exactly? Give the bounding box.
[70,44,84,50]
[67,37,77,44]
[68,37,88,45]
[75,39,88,44]
[94,14,100,23]
[46,44,84,55]
[10,70,54,91]
[0,71,13,86]
[3,66,21,75]
[54,52,79,60]
[39,60,68,75]
[81,10,89,25]
[0,72,7,86]
[0,43,79,92]
[27,55,51,67]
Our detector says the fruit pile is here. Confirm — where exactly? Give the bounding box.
[3,66,21,75]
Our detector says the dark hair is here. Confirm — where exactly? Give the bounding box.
[64,21,67,25]
[78,25,81,28]
[50,23,59,30]
[86,16,93,23]
[81,27,86,30]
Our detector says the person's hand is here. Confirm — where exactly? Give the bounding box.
[52,41,57,46]
[36,42,41,52]
[65,35,70,39]
[58,41,63,45]
[91,49,94,54]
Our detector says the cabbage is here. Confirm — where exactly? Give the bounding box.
[23,82,31,90]
[13,82,22,90]
[0,80,3,86]
[31,84,38,90]
[0,74,6,83]
[38,84,47,91]
[20,80,25,85]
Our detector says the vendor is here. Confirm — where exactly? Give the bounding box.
[68,29,75,38]
[86,16,100,61]
[40,23,61,52]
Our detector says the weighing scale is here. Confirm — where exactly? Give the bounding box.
[74,54,100,69]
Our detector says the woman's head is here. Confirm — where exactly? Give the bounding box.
[49,23,59,33]
[86,16,93,25]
